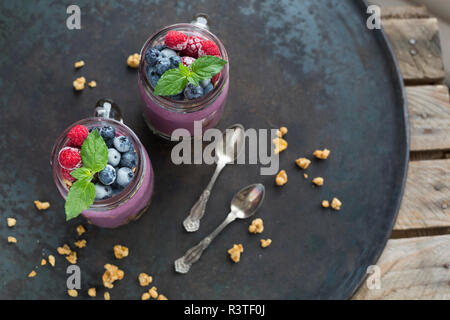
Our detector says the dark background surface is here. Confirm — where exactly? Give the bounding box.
[0,0,408,299]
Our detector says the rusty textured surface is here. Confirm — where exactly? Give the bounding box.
[0,0,408,299]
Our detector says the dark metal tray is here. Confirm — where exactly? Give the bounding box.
[0,0,408,299]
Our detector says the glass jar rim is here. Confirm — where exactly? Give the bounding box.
[51,117,146,210]
[138,23,229,113]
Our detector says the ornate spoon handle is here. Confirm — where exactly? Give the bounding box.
[175,212,236,274]
[183,162,226,232]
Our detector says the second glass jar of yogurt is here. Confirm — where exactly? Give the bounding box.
[138,17,229,140]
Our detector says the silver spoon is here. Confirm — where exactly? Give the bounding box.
[175,183,265,274]
[183,124,245,232]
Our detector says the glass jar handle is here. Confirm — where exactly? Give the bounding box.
[94,98,124,123]
[191,13,210,30]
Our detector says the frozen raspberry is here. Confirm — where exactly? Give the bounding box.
[61,168,76,182]
[58,147,81,170]
[211,72,221,85]
[181,36,203,58]
[164,30,188,51]
[198,40,221,57]
[181,56,196,68]
[68,125,89,147]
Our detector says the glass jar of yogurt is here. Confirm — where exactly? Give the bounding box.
[138,15,229,140]
[50,100,154,228]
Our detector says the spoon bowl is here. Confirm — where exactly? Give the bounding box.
[231,183,265,219]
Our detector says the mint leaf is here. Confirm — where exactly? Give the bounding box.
[187,72,201,87]
[191,56,227,80]
[70,167,94,181]
[154,68,188,96]
[80,130,108,173]
[178,63,191,77]
[65,179,96,221]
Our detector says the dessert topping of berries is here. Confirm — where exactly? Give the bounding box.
[164,30,188,51]
[68,125,89,147]
[58,147,82,170]
[181,56,196,67]
[198,40,221,57]
[181,36,203,58]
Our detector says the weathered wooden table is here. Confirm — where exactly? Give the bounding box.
[353,6,450,300]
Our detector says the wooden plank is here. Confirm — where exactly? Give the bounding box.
[394,159,450,230]
[381,6,429,19]
[383,18,445,84]
[352,234,450,300]
[407,85,450,152]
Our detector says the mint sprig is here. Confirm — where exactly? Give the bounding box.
[153,55,227,96]
[64,130,108,221]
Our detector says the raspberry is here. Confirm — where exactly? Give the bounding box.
[61,168,76,182]
[58,147,81,170]
[181,36,203,58]
[164,30,188,51]
[181,56,196,68]
[68,125,89,147]
[198,40,221,57]
[211,72,221,85]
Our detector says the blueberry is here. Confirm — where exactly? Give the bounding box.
[116,167,134,187]
[184,83,204,100]
[203,83,214,95]
[120,151,138,168]
[155,57,171,75]
[94,183,113,200]
[113,136,132,153]
[108,148,121,166]
[154,44,167,51]
[200,78,211,88]
[100,126,115,141]
[160,48,177,58]
[145,48,161,67]
[98,164,116,185]
[146,66,160,87]
[169,55,182,69]
[170,92,185,101]
[105,138,114,148]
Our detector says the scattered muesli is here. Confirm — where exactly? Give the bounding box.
[57,244,72,255]
[158,294,168,300]
[88,80,97,88]
[113,245,129,259]
[313,148,330,160]
[74,239,87,249]
[138,273,153,287]
[68,289,78,297]
[102,264,124,289]
[141,292,151,300]
[322,200,330,208]
[276,126,288,137]
[104,292,110,300]
[48,255,56,267]
[88,288,96,297]
[275,170,288,186]
[28,270,37,278]
[7,217,16,227]
[74,60,85,69]
[76,225,86,236]
[260,239,272,248]
[228,244,244,263]
[127,53,141,68]
[248,218,264,234]
[66,251,77,264]
[7,236,17,244]
[312,177,324,186]
[295,157,311,170]
[73,76,86,91]
[331,197,342,211]
[34,200,50,210]
[273,137,287,154]
[149,286,158,299]
[41,258,47,266]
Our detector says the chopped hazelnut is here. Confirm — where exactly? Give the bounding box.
[158,294,168,300]
[41,258,47,266]
[48,255,55,267]
[138,273,153,286]
[313,148,330,160]
[260,239,272,248]
[322,200,330,208]
[74,239,87,249]
[88,80,97,88]
[141,292,151,300]
[28,270,37,278]
[331,197,342,211]
[248,218,264,234]
[7,217,16,227]
[57,244,71,255]
[102,264,124,289]
[273,137,288,154]
[104,292,110,300]
[7,236,17,243]
[66,251,77,264]
[68,289,78,297]
[275,170,288,186]
[127,53,141,68]
[295,158,311,169]
[88,288,96,297]
[34,200,50,210]
[113,245,129,259]
[76,225,86,236]
[149,286,158,299]
[312,177,324,186]
[74,60,85,69]
[228,244,244,263]
[73,76,86,91]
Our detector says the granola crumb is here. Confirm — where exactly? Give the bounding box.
[322,200,330,208]
[74,60,85,69]
[88,80,97,88]
[48,255,55,267]
[66,251,77,264]
[331,197,342,211]
[63,179,73,189]
[313,148,330,160]
[102,264,124,289]
[248,218,264,234]
[304,173,309,179]
[138,273,153,287]
[276,126,288,137]
[141,292,151,300]
[88,288,96,297]
[104,292,110,300]
[74,239,87,249]
[149,286,158,299]
[41,258,47,266]
[127,53,141,68]
[275,170,288,186]
[113,245,129,259]
[76,225,86,236]
[57,244,72,255]
[228,244,244,263]
[34,200,50,210]
[7,236,17,243]
[7,217,16,227]
[28,270,37,278]
[73,76,86,91]
[312,177,324,186]
[157,294,168,300]
[295,157,311,170]
[260,239,272,248]
[273,137,288,154]
[68,289,78,297]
